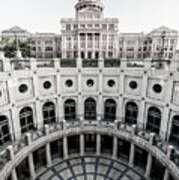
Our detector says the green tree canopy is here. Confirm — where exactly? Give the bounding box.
[3,40,34,58]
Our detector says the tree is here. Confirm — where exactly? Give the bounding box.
[3,40,34,58]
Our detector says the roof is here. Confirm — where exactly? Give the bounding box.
[2,26,28,34]
[149,26,178,35]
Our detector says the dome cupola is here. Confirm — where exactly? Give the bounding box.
[75,0,104,19]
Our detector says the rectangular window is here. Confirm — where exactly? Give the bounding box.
[73,24,78,30]
[66,24,71,31]
[102,24,107,30]
[109,24,115,31]
[95,24,100,28]
[80,24,85,28]
[45,47,53,51]
[102,35,107,41]
[87,24,93,28]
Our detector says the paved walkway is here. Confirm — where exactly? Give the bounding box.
[35,155,146,180]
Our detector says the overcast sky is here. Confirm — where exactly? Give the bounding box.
[0,0,179,34]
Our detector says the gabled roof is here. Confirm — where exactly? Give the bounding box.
[2,26,28,34]
[148,26,178,35]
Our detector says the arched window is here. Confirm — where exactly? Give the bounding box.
[64,99,76,121]
[146,107,161,134]
[0,116,11,145]
[84,98,96,120]
[43,102,56,125]
[104,99,116,122]
[125,102,138,125]
[19,107,34,133]
[169,115,179,145]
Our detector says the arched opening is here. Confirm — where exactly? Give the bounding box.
[146,107,161,134]
[19,107,34,133]
[104,99,116,122]
[64,99,76,121]
[84,98,96,120]
[125,102,138,125]
[169,115,179,145]
[43,102,56,125]
[0,115,11,145]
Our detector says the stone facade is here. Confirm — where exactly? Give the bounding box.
[30,33,61,59]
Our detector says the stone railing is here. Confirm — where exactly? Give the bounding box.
[0,120,178,179]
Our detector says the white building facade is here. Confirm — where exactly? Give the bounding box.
[61,0,119,59]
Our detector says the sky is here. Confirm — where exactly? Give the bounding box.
[0,0,179,34]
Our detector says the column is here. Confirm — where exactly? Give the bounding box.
[106,35,109,58]
[78,34,81,58]
[118,69,125,122]
[10,107,21,140]
[85,33,88,59]
[99,33,103,59]
[7,77,21,140]
[145,153,152,178]
[92,34,95,59]
[71,35,74,59]
[7,145,18,180]
[45,125,52,167]
[160,77,173,140]
[62,35,67,59]
[56,66,63,122]
[145,133,155,178]
[96,134,101,156]
[163,170,169,180]
[28,154,36,179]
[98,66,103,121]
[26,133,36,179]
[11,169,18,180]
[46,143,52,167]
[112,136,118,158]
[163,145,174,180]
[129,125,136,166]
[138,73,148,129]
[77,58,83,121]
[63,136,68,159]
[33,74,43,129]
[129,143,135,166]
[80,134,85,156]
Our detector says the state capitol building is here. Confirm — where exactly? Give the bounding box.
[0,1,179,180]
